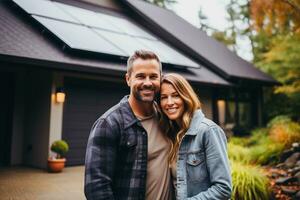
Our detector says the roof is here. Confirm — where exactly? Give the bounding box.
[11,0,200,69]
[0,0,230,86]
[124,0,277,85]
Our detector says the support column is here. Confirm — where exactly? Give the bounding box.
[48,72,64,158]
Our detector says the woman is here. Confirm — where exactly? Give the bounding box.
[159,73,232,200]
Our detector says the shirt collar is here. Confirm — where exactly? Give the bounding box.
[185,109,205,136]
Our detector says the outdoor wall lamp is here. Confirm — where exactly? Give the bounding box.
[55,87,65,103]
[217,99,226,126]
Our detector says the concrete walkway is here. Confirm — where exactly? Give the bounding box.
[0,166,85,200]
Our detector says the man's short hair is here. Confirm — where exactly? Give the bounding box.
[127,50,162,75]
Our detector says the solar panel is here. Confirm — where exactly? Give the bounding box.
[94,29,148,56]
[94,30,182,66]
[14,0,199,68]
[33,16,125,56]
[54,2,120,33]
[13,0,79,24]
[136,38,199,68]
[157,41,199,68]
[97,13,156,40]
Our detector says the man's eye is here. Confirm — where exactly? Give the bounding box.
[150,75,158,80]
[136,75,144,79]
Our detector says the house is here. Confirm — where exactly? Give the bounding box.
[0,0,276,168]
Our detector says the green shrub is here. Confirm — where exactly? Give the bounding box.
[228,117,299,199]
[246,128,269,146]
[267,115,292,128]
[229,128,268,147]
[229,136,285,165]
[231,161,270,200]
[228,137,250,146]
[228,143,251,164]
[51,140,69,159]
[248,142,285,165]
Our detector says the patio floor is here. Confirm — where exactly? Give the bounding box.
[0,166,85,200]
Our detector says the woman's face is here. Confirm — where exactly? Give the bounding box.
[160,82,184,123]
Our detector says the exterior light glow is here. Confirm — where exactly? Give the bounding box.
[56,87,65,103]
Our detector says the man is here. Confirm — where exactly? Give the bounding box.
[84,50,172,200]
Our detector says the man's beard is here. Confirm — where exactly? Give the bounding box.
[133,86,158,102]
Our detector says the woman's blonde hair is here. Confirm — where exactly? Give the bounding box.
[159,73,201,164]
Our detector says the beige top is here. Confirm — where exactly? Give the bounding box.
[170,159,177,189]
[140,114,173,200]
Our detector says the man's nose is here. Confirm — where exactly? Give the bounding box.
[143,77,152,86]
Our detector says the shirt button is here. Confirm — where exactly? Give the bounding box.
[127,142,130,145]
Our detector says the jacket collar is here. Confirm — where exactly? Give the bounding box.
[185,109,205,136]
[119,96,141,129]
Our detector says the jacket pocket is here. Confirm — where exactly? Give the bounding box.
[125,134,137,148]
[120,131,137,148]
[119,132,137,163]
[186,151,206,182]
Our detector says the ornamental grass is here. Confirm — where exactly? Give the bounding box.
[231,161,270,200]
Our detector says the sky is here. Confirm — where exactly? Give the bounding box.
[168,0,228,30]
[167,0,253,61]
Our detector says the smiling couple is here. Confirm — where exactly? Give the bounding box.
[84,50,232,200]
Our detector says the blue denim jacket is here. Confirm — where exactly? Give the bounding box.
[176,110,232,200]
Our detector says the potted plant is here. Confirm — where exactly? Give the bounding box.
[47,140,69,173]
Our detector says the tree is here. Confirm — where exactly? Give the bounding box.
[250,0,300,120]
[197,2,238,52]
[250,0,300,34]
[198,8,210,32]
[258,34,300,120]
[226,0,240,52]
[211,31,236,51]
[204,0,253,57]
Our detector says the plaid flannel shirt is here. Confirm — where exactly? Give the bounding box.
[84,96,148,200]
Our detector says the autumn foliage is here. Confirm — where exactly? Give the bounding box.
[269,120,300,147]
[250,0,300,34]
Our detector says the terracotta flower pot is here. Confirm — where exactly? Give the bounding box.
[47,158,66,173]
